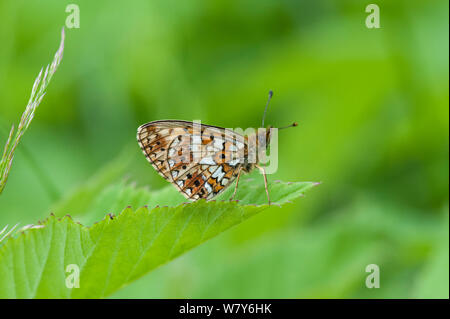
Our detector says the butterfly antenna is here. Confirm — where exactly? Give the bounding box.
[261,90,273,128]
[279,122,298,130]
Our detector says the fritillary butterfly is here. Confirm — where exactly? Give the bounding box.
[136,91,297,204]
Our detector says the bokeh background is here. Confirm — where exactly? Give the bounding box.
[0,0,448,298]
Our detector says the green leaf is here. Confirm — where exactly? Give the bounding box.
[0,179,317,298]
[112,197,445,298]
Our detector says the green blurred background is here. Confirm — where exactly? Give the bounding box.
[0,0,448,298]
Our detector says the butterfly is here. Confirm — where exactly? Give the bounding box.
[136,91,297,204]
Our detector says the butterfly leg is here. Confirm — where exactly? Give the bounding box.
[256,164,270,205]
[230,167,242,201]
[256,165,270,205]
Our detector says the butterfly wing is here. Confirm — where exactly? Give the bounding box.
[137,120,246,200]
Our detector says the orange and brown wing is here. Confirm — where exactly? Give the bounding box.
[137,120,246,200]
